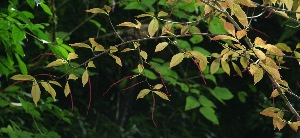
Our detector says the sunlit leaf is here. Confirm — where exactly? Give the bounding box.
[104,5,111,13]
[10,74,34,81]
[82,69,89,87]
[170,53,185,68]
[121,48,133,52]
[85,8,106,14]
[210,35,238,42]
[88,61,96,68]
[189,51,208,71]
[45,59,67,68]
[221,60,230,75]
[260,107,281,117]
[210,59,220,74]
[31,80,41,106]
[41,82,56,99]
[153,91,169,101]
[223,21,235,36]
[67,53,78,60]
[109,54,122,66]
[137,89,151,99]
[48,81,62,87]
[155,42,168,52]
[70,43,91,49]
[117,20,141,29]
[110,46,118,53]
[273,112,286,131]
[153,84,163,90]
[232,62,242,77]
[138,64,144,73]
[148,18,159,37]
[270,89,279,98]
[161,22,173,36]
[289,121,300,132]
[249,63,259,75]
[236,29,246,39]
[254,67,264,85]
[140,50,148,60]
[294,51,300,63]
[64,81,70,97]
[240,56,248,69]
[260,64,282,81]
[275,43,292,52]
[158,11,168,17]
[232,3,248,27]
[68,74,78,80]
[133,42,140,49]
[89,38,105,51]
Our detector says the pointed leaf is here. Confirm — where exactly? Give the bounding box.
[45,59,67,68]
[254,67,264,84]
[64,81,70,97]
[70,43,91,49]
[232,62,242,77]
[109,54,122,66]
[140,50,148,60]
[240,56,248,69]
[236,29,246,39]
[210,59,220,74]
[67,53,78,60]
[170,53,185,68]
[153,91,170,101]
[261,64,282,81]
[155,42,168,52]
[223,21,235,36]
[117,22,136,28]
[260,107,281,117]
[109,46,118,53]
[86,8,106,14]
[49,81,62,87]
[104,5,111,13]
[68,74,78,80]
[89,38,105,51]
[88,61,96,68]
[275,43,292,52]
[148,18,159,37]
[10,74,34,81]
[189,51,208,71]
[221,60,230,75]
[82,69,89,87]
[273,112,286,131]
[199,95,216,108]
[31,80,41,106]
[233,3,248,27]
[289,121,300,132]
[137,89,151,99]
[41,82,56,99]
[185,96,200,110]
[138,64,144,73]
[153,84,163,90]
[199,107,219,125]
[158,11,168,17]
[210,35,238,42]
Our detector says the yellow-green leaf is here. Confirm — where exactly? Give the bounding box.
[275,43,292,52]
[89,38,105,51]
[138,64,144,73]
[170,53,185,68]
[140,50,148,60]
[88,61,96,68]
[260,107,281,117]
[31,80,41,106]
[181,25,190,35]
[49,81,62,87]
[240,56,248,69]
[148,18,159,37]
[153,91,170,101]
[221,60,230,75]
[158,11,168,17]
[10,74,34,81]
[153,84,163,90]
[46,59,67,68]
[104,5,111,13]
[133,42,140,49]
[68,74,78,80]
[249,63,259,75]
[70,43,91,49]
[117,22,136,28]
[188,51,208,71]
[121,48,133,52]
[270,89,279,98]
[254,67,264,85]
[232,62,242,77]
[294,51,300,63]
[210,59,220,74]
[137,89,151,99]
[82,69,89,87]
[232,3,248,27]
[289,121,300,132]
[64,81,70,97]
[261,64,282,81]
[41,82,56,99]
[85,8,106,14]
[273,112,286,131]
[110,46,118,53]
[210,35,238,42]
[155,42,168,52]
[109,54,122,66]
[67,53,78,60]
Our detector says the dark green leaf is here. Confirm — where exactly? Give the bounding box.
[238,91,247,103]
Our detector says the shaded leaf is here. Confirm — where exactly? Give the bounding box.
[82,69,89,87]
[170,53,185,68]
[155,42,168,52]
[148,18,159,37]
[11,74,34,81]
[137,89,151,99]
[232,62,242,77]
[181,25,190,35]
[104,5,111,13]
[199,95,216,108]
[153,91,170,101]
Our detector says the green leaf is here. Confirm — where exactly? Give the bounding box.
[199,107,219,125]
[12,25,25,44]
[26,0,35,8]
[14,54,28,75]
[209,17,227,34]
[199,95,216,108]
[177,39,191,50]
[132,68,157,80]
[40,3,53,16]
[212,86,234,101]
[185,96,200,110]
[0,62,9,77]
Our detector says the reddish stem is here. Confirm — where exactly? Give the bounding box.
[122,80,145,91]
[152,93,157,127]
[265,10,274,18]
[146,62,170,95]
[103,75,135,96]
[192,57,207,85]
[87,77,92,116]
[30,52,56,61]
[68,82,74,111]
[0,80,30,92]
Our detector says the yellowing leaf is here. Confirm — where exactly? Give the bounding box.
[41,82,56,99]
[110,46,118,53]
[265,44,285,56]
[10,74,34,81]
[49,81,62,87]
[64,81,70,97]
[188,51,208,71]
[89,38,105,51]
[249,63,259,75]
[109,54,122,66]
[261,64,282,81]
[240,56,248,69]
[260,107,281,117]
[82,69,89,87]
[289,121,300,132]
[275,43,292,52]
[104,5,111,13]
[170,53,185,68]
[236,0,256,7]
[158,11,168,17]
[117,19,141,29]
[181,25,190,35]
[70,43,91,49]
[273,112,286,131]
[85,8,106,14]
[153,84,163,90]
[232,3,248,27]
[161,22,173,36]
[133,42,140,49]
[221,60,230,75]
[138,64,144,73]
[232,62,242,77]
[236,29,246,39]
[153,91,170,101]
[46,59,67,68]
[140,50,148,60]
[254,37,266,46]
[68,74,78,80]
[253,48,266,61]
[210,35,238,42]
[121,48,133,52]
[265,57,279,69]
[210,59,220,74]
[148,18,159,37]
[254,67,264,84]
[31,80,41,106]
[88,61,96,68]
[294,51,300,63]
[137,89,151,99]
[276,11,289,18]
[136,13,152,18]
[223,21,235,36]
[67,53,78,60]
[296,7,300,20]
[155,42,168,52]
[270,89,279,98]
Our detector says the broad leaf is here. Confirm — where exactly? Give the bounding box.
[148,18,159,37]
[210,59,220,74]
[232,62,242,77]
[155,42,168,52]
[137,89,151,99]
[31,80,41,106]
[221,60,230,75]
[185,96,200,110]
[170,53,185,68]
[67,53,78,60]
[260,107,281,117]
[68,74,78,80]
[199,107,219,125]
[46,59,67,68]
[153,84,163,90]
[254,67,264,84]
[140,50,148,60]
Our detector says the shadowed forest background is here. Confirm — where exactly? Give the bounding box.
[1,0,300,137]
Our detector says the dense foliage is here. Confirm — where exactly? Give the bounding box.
[1,0,300,137]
